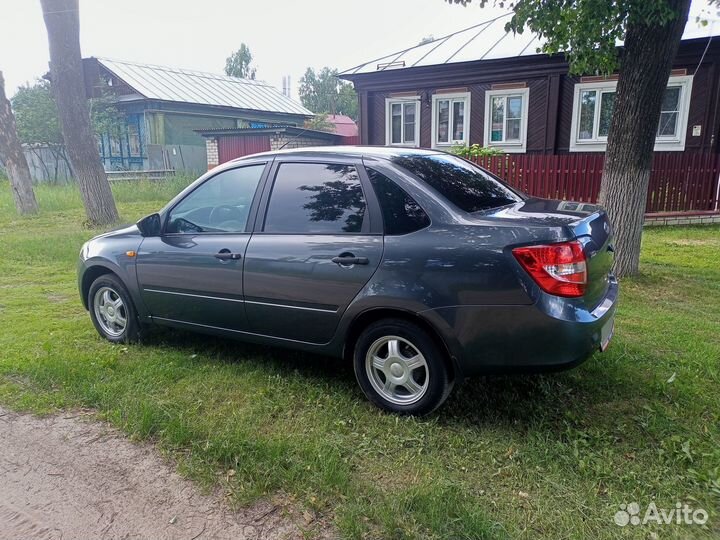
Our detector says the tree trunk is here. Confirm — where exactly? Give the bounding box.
[40,0,119,226]
[599,0,691,277]
[0,71,39,215]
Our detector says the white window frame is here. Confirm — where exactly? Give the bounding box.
[569,75,693,152]
[385,97,421,147]
[431,92,471,148]
[483,88,530,154]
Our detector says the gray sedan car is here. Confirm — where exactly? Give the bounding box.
[78,147,617,415]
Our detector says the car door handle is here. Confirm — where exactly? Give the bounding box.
[332,256,369,266]
[215,251,242,261]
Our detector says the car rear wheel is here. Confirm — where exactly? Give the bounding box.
[353,319,453,415]
[88,274,139,343]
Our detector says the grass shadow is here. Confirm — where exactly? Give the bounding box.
[138,324,639,433]
[139,325,357,386]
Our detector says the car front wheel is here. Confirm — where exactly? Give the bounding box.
[88,274,139,343]
[353,319,453,415]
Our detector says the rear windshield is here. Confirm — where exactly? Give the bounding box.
[392,154,523,213]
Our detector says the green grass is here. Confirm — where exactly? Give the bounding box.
[0,179,718,539]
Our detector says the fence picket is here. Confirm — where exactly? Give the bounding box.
[471,152,718,213]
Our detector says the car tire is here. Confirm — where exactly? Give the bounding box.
[88,273,140,344]
[353,318,453,415]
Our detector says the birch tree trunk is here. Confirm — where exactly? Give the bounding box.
[0,71,39,215]
[599,0,691,277]
[40,0,119,226]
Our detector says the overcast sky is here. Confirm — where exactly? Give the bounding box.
[1,0,717,100]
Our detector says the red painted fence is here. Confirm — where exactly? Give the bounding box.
[471,152,720,214]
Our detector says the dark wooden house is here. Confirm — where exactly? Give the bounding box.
[340,17,720,216]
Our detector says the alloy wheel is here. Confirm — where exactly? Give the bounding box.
[365,335,429,405]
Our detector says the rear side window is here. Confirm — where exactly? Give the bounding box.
[392,154,522,213]
[264,163,367,234]
[367,168,430,235]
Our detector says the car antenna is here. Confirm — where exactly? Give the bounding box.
[278,127,312,150]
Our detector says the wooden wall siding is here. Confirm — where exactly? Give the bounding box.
[353,38,720,155]
[526,79,549,152]
[556,75,577,152]
[471,152,720,213]
[683,63,712,151]
[368,93,385,145]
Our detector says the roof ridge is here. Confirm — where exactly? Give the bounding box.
[95,57,268,86]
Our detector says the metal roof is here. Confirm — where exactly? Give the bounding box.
[96,58,313,117]
[340,14,720,77]
[325,114,359,137]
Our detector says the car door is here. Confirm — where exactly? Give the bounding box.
[243,160,383,344]
[135,162,268,331]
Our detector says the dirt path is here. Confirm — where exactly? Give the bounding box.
[0,407,327,540]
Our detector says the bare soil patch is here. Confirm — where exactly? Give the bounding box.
[0,407,333,540]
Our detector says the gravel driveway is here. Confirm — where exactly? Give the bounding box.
[0,407,326,540]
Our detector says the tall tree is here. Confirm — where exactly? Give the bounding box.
[299,67,358,120]
[0,71,39,215]
[450,0,699,277]
[304,112,336,132]
[225,44,257,79]
[40,0,119,226]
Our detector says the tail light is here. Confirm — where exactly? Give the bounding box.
[512,241,587,298]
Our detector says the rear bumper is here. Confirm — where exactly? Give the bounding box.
[420,277,618,376]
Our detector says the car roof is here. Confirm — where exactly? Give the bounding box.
[230,145,445,163]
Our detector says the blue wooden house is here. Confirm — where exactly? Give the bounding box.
[82,57,312,172]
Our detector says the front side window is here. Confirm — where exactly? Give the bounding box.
[570,75,693,151]
[432,92,470,147]
[484,88,529,153]
[392,154,522,213]
[166,165,265,233]
[264,163,367,234]
[386,98,419,146]
[367,168,430,235]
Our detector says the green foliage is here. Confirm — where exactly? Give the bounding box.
[12,79,125,143]
[448,0,711,75]
[304,112,336,132]
[11,80,62,144]
[299,67,358,120]
[451,143,504,158]
[224,43,256,80]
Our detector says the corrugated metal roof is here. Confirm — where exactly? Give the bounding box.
[340,14,720,76]
[96,58,312,116]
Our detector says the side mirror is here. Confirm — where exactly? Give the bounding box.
[136,213,161,237]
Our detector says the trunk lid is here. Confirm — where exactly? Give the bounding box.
[481,198,614,308]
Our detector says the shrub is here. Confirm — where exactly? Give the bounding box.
[450,144,504,158]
